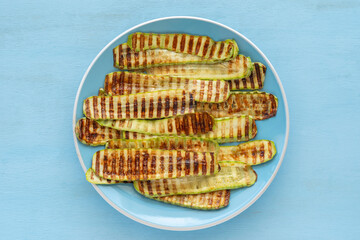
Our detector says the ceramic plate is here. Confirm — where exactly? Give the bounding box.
[73,16,289,231]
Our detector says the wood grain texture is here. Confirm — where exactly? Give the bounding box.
[0,0,360,239]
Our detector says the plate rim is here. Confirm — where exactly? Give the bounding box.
[72,16,290,231]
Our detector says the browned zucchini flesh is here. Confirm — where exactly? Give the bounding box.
[92,149,218,181]
[83,89,195,120]
[104,71,230,103]
[196,91,278,120]
[228,62,266,90]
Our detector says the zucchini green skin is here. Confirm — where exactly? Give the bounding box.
[128,32,238,61]
[98,88,108,97]
[75,118,123,146]
[97,112,214,137]
[86,168,122,184]
[106,136,219,153]
[146,55,252,80]
[149,190,230,210]
[199,116,257,143]
[228,62,267,90]
[134,162,257,197]
[196,91,278,120]
[92,149,218,181]
[219,140,276,165]
[114,43,224,70]
[104,71,230,103]
[83,89,195,120]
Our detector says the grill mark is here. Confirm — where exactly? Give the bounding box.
[202,152,207,175]
[181,93,186,114]
[164,35,169,48]
[199,80,205,102]
[215,80,221,102]
[260,142,265,163]
[195,37,202,54]
[133,97,138,119]
[119,150,124,177]
[147,180,154,196]
[157,96,162,118]
[138,181,144,194]
[126,46,132,69]
[268,141,273,158]
[100,97,106,119]
[183,113,190,135]
[142,50,147,68]
[78,118,84,140]
[134,150,140,180]
[190,113,198,134]
[245,116,249,139]
[254,63,262,88]
[126,150,132,180]
[237,118,242,140]
[156,34,161,48]
[188,35,194,54]
[132,33,137,50]
[202,37,210,57]
[95,151,100,176]
[209,44,216,58]
[139,33,145,51]
[85,99,91,118]
[125,98,130,119]
[180,34,186,52]
[172,34,178,51]
[150,155,157,176]
[149,98,154,118]
[92,97,99,119]
[252,119,257,138]
[134,52,139,68]
[164,96,170,117]
[185,151,191,176]
[207,80,213,102]
[163,179,170,195]
[193,152,199,175]
[155,181,162,196]
[141,97,146,118]
[168,152,173,178]
[210,152,215,174]
[159,156,165,178]
[218,42,224,58]
[176,151,182,178]
[117,97,122,119]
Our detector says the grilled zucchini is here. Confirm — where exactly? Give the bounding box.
[228,62,266,90]
[106,137,219,153]
[150,190,230,210]
[196,91,278,120]
[104,71,230,103]
[83,89,195,120]
[128,32,238,61]
[92,149,218,181]
[219,140,276,165]
[146,55,252,80]
[97,112,214,137]
[134,162,257,197]
[75,118,123,146]
[114,43,216,70]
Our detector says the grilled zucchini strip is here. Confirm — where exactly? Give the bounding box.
[104,71,230,103]
[134,162,257,197]
[196,91,278,120]
[83,89,195,120]
[146,55,252,80]
[97,112,214,137]
[86,168,122,184]
[128,32,238,61]
[114,43,219,70]
[199,116,257,143]
[149,190,230,210]
[228,63,266,90]
[75,118,123,146]
[92,149,218,181]
[219,140,276,165]
[106,137,219,153]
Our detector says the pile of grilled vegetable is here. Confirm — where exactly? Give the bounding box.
[75,33,278,210]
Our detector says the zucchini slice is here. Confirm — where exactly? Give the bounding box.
[75,118,123,146]
[196,91,278,120]
[219,140,276,165]
[97,112,214,137]
[128,32,238,61]
[92,149,218,181]
[114,43,216,70]
[228,62,267,90]
[104,71,230,103]
[83,89,195,120]
[106,137,219,153]
[134,162,257,197]
[86,168,122,184]
[199,116,257,143]
[150,190,230,210]
[146,55,252,80]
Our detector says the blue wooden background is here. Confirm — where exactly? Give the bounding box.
[1,0,359,239]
